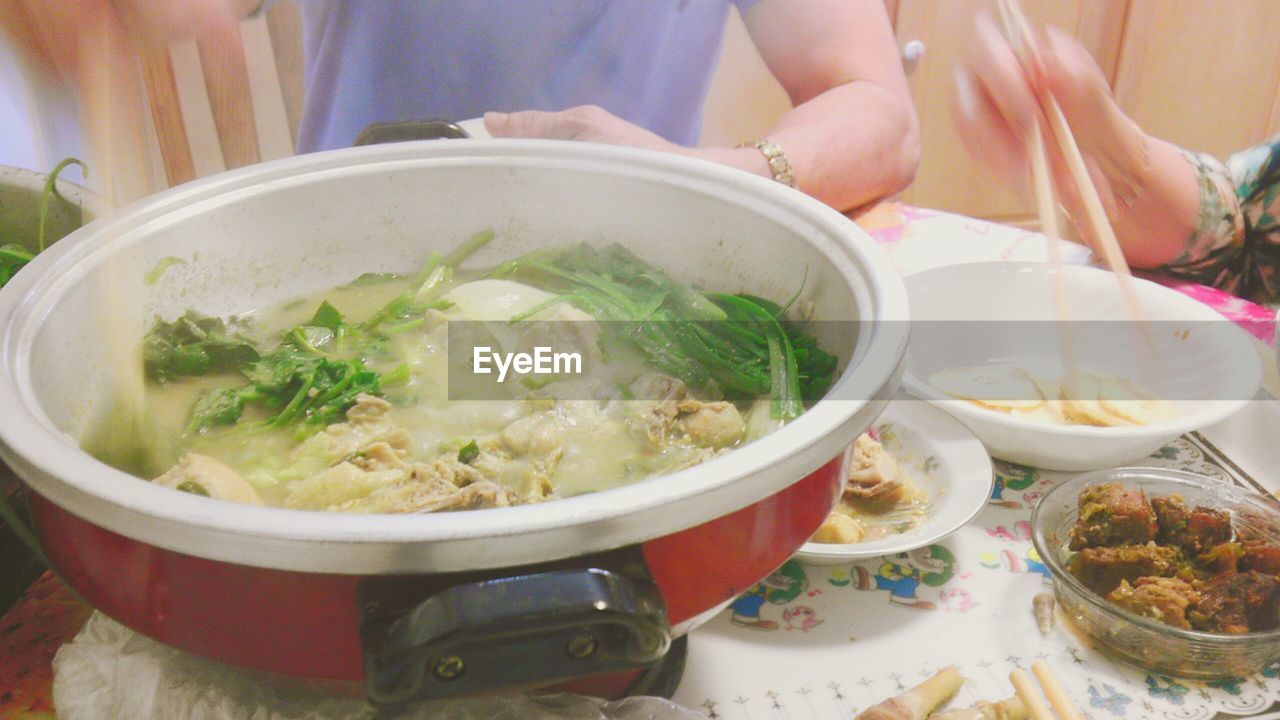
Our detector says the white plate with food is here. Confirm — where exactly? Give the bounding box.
[795,398,993,564]
[900,262,1261,471]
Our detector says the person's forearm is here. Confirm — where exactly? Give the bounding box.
[1096,114,1204,268]
[684,81,919,212]
[770,80,919,211]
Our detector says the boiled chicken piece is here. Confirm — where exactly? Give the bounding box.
[155,453,262,505]
[844,433,905,507]
[291,394,412,469]
[678,401,746,449]
[500,411,567,457]
[632,395,745,449]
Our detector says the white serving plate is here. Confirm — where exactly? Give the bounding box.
[796,398,993,564]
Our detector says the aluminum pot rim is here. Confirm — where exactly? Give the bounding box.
[0,140,910,573]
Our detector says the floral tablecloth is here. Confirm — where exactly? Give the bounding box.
[673,429,1280,720]
[1,205,1275,720]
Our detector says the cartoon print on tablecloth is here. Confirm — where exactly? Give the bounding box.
[938,587,979,612]
[729,560,812,632]
[980,546,1052,583]
[844,545,957,611]
[990,462,1039,509]
[985,520,1032,543]
[782,605,824,632]
[1088,683,1133,717]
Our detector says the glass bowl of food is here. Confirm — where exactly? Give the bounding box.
[1032,467,1280,679]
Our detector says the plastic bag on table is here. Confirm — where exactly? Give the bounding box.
[53,613,702,720]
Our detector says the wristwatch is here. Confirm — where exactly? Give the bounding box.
[740,139,797,189]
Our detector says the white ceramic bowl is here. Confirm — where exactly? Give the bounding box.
[901,262,1262,471]
[796,397,993,564]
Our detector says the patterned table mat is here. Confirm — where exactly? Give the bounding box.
[674,434,1280,720]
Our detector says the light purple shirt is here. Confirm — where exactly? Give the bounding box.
[297,0,758,153]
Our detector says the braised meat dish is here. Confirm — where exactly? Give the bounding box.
[1067,483,1280,635]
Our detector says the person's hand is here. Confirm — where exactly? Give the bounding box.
[484,105,683,154]
[1,0,241,85]
[951,14,1145,223]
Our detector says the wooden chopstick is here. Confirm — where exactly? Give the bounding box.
[1009,669,1055,720]
[1031,661,1083,720]
[1028,121,1079,387]
[78,12,161,463]
[993,0,1145,324]
[1009,662,1085,720]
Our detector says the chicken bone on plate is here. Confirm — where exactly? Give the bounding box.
[796,399,993,565]
[812,433,928,544]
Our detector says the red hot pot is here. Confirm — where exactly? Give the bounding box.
[0,141,909,703]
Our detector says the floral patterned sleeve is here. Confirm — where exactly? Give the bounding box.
[1159,134,1280,306]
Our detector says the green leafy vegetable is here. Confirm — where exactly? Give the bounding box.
[442,230,495,267]
[381,364,411,387]
[0,243,36,289]
[176,232,495,435]
[187,387,247,432]
[187,343,383,434]
[346,272,400,287]
[357,230,492,333]
[143,256,186,285]
[709,293,803,419]
[503,243,836,419]
[144,311,260,382]
[183,336,375,434]
[310,300,344,329]
[457,440,480,464]
[0,157,86,291]
[38,157,86,253]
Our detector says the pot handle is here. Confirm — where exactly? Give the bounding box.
[360,567,671,706]
[352,119,471,146]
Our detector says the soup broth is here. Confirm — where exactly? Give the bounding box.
[100,240,838,514]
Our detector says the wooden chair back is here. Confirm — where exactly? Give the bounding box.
[141,2,302,189]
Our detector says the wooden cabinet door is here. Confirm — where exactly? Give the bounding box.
[1112,0,1280,160]
[894,0,1127,221]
